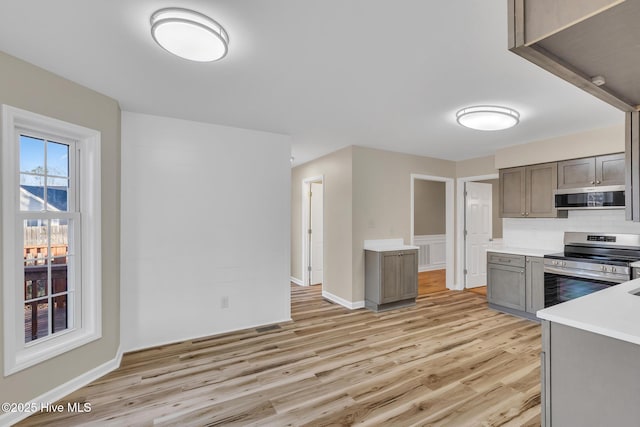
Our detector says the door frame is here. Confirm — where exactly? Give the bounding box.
[456,173,499,290]
[301,175,324,287]
[410,174,455,290]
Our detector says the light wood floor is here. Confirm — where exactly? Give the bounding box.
[18,285,541,426]
[419,269,487,297]
[418,269,446,295]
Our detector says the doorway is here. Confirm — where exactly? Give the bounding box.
[456,174,500,290]
[302,176,323,286]
[410,174,455,290]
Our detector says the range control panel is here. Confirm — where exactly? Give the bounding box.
[587,235,616,242]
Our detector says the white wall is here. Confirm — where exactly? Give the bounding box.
[121,112,291,351]
[503,210,640,251]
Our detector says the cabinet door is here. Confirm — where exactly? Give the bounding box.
[487,263,526,311]
[526,162,558,218]
[596,153,625,186]
[499,167,526,218]
[557,157,596,189]
[381,252,401,303]
[525,256,545,314]
[399,250,418,300]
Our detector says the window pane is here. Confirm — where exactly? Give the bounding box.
[46,177,69,211]
[24,300,49,343]
[51,294,68,335]
[20,176,46,211]
[50,219,69,249]
[46,141,69,177]
[19,135,45,174]
[51,263,68,294]
[24,262,48,300]
[23,220,48,259]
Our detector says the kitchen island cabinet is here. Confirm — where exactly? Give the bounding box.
[541,321,640,426]
[365,248,418,312]
[538,278,640,426]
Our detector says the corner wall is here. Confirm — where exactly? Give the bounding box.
[291,147,353,302]
[351,147,456,302]
[120,112,291,351]
[0,51,121,406]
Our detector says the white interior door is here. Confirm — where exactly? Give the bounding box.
[465,182,492,288]
[310,182,323,285]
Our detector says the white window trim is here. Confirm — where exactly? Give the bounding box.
[2,105,102,375]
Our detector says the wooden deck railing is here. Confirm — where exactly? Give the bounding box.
[23,242,68,342]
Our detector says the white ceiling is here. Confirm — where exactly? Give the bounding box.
[0,0,624,165]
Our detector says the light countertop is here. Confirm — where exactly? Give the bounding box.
[631,261,640,268]
[537,278,640,346]
[364,239,419,252]
[487,247,558,258]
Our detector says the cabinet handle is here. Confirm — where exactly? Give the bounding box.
[525,212,529,216]
[590,181,595,184]
[521,212,525,216]
[596,180,601,184]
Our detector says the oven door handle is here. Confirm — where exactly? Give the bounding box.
[544,266,628,284]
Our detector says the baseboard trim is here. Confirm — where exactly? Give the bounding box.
[322,290,365,310]
[418,265,446,272]
[0,347,123,426]
[290,276,304,286]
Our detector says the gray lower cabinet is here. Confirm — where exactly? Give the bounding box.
[541,321,640,426]
[365,249,418,311]
[525,256,544,314]
[487,252,544,319]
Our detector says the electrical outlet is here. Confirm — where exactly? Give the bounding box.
[221,296,229,309]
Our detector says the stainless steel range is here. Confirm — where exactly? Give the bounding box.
[543,232,640,307]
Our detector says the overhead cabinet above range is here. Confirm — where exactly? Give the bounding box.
[557,153,625,189]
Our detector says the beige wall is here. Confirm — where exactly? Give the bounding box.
[352,146,455,301]
[291,147,353,301]
[455,155,497,178]
[495,124,624,169]
[0,52,121,403]
[414,180,446,235]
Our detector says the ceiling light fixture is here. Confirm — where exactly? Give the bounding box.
[456,105,520,131]
[150,8,229,62]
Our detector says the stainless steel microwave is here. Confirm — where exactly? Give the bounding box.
[554,185,625,210]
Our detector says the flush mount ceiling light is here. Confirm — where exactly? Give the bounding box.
[150,8,229,62]
[456,105,520,131]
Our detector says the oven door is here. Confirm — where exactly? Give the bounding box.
[543,266,628,307]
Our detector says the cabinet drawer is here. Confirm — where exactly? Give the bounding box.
[487,252,525,267]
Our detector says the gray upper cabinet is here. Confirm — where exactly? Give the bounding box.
[499,167,525,218]
[558,153,625,189]
[500,162,560,218]
[507,1,640,221]
[596,153,626,186]
[508,0,639,112]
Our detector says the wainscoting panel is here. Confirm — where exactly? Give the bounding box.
[413,234,446,272]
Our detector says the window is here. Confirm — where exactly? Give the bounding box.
[3,105,102,375]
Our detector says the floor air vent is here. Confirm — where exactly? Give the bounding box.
[255,324,282,333]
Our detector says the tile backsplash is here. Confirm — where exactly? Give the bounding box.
[503,210,640,251]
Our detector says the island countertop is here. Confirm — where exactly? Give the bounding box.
[537,278,640,346]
